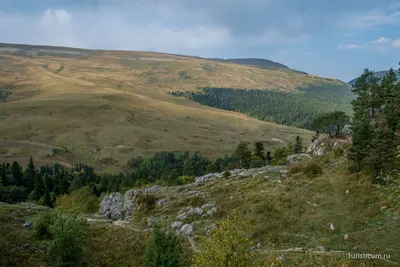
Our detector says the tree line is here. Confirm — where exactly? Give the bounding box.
[0,137,305,205]
[171,84,353,129]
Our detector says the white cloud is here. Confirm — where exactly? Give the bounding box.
[393,39,400,48]
[370,37,391,45]
[337,43,366,50]
[341,9,400,30]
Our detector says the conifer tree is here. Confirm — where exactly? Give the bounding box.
[253,142,266,160]
[24,156,36,191]
[11,161,23,186]
[33,173,45,201]
[294,136,303,154]
[368,117,396,180]
[233,141,252,169]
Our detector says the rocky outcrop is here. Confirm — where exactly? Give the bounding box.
[100,192,124,221]
[179,224,194,236]
[99,186,166,221]
[286,153,312,164]
[306,138,350,156]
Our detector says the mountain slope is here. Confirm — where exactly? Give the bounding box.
[348,69,400,86]
[0,43,348,170]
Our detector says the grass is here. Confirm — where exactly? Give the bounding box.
[0,53,321,171]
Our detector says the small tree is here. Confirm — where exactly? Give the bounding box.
[33,173,45,201]
[192,210,273,266]
[265,151,272,165]
[253,142,266,160]
[294,136,303,154]
[311,111,349,138]
[143,227,181,267]
[233,141,252,169]
[48,215,89,267]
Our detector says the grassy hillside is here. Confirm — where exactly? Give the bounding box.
[0,43,349,170]
[1,152,399,266]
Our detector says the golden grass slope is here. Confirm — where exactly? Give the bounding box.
[0,50,342,170]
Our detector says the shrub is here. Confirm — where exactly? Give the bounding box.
[0,185,28,203]
[48,215,89,267]
[136,193,158,215]
[250,156,264,168]
[288,162,323,178]
[56,186,99,213]
[332,148,344,157]
[142,227,182,267]
[222,171,231,178]
[192,210,276,266]
[34,211,57,240]
[177,175,195,185]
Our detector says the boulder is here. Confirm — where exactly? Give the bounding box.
[99,192,124,221]
[201,203,216,209]
[171,221,183,229]
[180,224,194,236]
[23,221,33,230]
[286,153,312,164]
[156,199,168,206]
[207,207,218,216]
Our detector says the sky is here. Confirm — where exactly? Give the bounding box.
[1,0,400,81]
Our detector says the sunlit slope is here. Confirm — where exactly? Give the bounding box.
[0,48,346,169]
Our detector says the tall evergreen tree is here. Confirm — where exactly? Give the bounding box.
[24,157,36,191]
[233,141,252,169]
[11,161,23,186]
[33,173,45,201]
[294,136,303,154]
[253,142,266,160]
[368,117,397,180]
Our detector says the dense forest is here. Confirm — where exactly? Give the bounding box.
[172,84,353,129]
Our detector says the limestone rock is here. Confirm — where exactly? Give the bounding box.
[180,224,194,236]
[99,192,124,221]
[23,221,33,230]
[171,221,183,229]
[286,153,312,164]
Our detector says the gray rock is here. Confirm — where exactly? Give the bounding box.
[201,203,216,209]
[286,153,312,164]
[156,199,168,206]
[177,212,187,221]
[341,124,353,136]
[124,189,140,217]
[180,224,194,236]
[23,221,33,229]
[23,244,30,250]
[99,192,124,221]
[256,242,262,249]
[207,207,218,216]
[171,221,183,229]
[315,245,325,252]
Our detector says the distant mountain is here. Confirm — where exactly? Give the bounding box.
[348,69,400,86]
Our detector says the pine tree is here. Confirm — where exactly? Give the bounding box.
[10,161,23,186]
[42,188,54,208]
[294,136,303,154]
[24,157,36,191]
[233,141,252,169]
[348,115,373,171]
[253,142,266,160]
[368,117,397,181]
[33,173,45,201]
[44,174,54,192]
[265,151,272,164]
[143,227,181,267]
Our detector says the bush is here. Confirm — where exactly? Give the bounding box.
[177,175,195,185]
[332,148,344,157]
[136,193,158,215]
[34,211,57,240]
[222,171,231,178]
[192,210,276,266]
[288,162,323,178]
[48,215,89,267]
[0,185,28,203]
[143,227,182,267]
[250,156,264,168]
[56,186,99,213]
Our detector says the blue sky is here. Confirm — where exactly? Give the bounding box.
[1,0,400,81]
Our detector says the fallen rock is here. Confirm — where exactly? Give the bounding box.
[171,221,183,229]
[180,224,194,236]
[23,221,33,230]
[286,153,312,164]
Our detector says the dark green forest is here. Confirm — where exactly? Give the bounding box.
[172,85,353,129]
